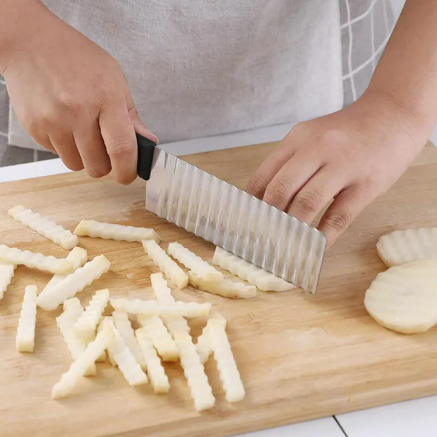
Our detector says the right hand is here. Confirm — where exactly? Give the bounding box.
[1,1,157,184]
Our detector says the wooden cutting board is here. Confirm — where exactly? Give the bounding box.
[1,142,437,437]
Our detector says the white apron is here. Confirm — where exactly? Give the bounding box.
[7,0,343,149]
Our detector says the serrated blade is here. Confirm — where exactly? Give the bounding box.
[145,147,326,293]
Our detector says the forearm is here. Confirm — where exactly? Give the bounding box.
[0,0,48,74]
[366,0,437,145]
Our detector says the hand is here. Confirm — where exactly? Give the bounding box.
[247,91,428,247]
[1,1,157,184]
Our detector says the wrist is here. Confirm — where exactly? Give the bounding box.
[0,0,49,74]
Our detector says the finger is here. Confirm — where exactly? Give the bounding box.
[246,142,296,199]
[73,121,111,178]
[262,149,322,211]
[318,185,373,248]
[286,166,347,225]
[48,131,84,171]
[124,84,159,143]
[99,100,137,185]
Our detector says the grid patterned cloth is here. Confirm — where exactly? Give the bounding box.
[0,0,396,166]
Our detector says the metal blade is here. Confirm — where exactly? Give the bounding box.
[145,147,326,293]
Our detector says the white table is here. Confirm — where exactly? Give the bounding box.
[1,123,436,437]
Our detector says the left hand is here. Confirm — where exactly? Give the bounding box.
[246,91,428,247]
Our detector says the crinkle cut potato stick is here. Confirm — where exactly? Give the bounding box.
[364,260,437,334]
[52,324,114,399]
[0,261,16,301]
[16,285,38,353]
[112,311,146,370]
[56,298,96,376]
[376,228,437,267]
[167,242,223,282]
[137,315,179,361]
[110,298,211,318]
[188,271,257,299]
[0,244,74,275]
[143,240,188,289]
[100,318,148,386]
[45,247,87,291]
[209,318,245,403]
[213,247,295,292]
[196,312,227,364]
[8,205,78,250]
[74,219,160,244]
[36,255,111,311]
[73,289,110,341]
[135,328,170,393]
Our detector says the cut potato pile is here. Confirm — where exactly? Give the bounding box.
[0,205,296,411]
[366,227,437,334]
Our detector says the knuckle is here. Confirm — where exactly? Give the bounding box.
[106,137,135,158]
[294,189,324,214]
[247,174,268,196]
[57,91,85,114]
[323,209,352,232]
[264,176,293,207]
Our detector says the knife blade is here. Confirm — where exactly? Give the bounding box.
[137,134,326,293]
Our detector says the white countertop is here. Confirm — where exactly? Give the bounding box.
[2,123,437,437]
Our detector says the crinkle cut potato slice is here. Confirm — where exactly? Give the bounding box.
[364,259,437,334]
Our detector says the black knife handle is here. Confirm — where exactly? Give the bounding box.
[136,133,156,181]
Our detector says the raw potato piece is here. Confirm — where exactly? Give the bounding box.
[56,298,96,376]
[188,272,257,299]
[135,328,170,393]
[74,219,160,244]
[52,324,114,399]
[8,205,78,250]
[100,318,148,386]
[364,260,437,334]
[376,228,437,267]
[0,244,73,275]
[45,247,87,291]
[168,242,223,282]
[0,261,16,301]
[16,285,38,353]
[37,255,111,311]
[74,289,110,341]
[137,315,179,361]
[213,247,295,292]
[196,312,227,364]
[112,311,146,370]
[110,298,211,318]
[209,318,245,403]
[143,240,188,289]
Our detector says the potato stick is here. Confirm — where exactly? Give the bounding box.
[110,298,211,318]
[150,272,191,333]
[16,285,38,353]
[137,315,179,361]
[8,205,78,250]
[45,247,87,291]
[188,271,257,299]
[213,247,295,292]
[0,261,16,301]
[37,255,111,311]
[135,328,170,393]
[98,317,117,366]
[73,289,109,341]
[376,228,437,267]
[168,242,223,282]
[196,312,227,364]
[143,240,188,289]
[112,311,146,370]
[100,318,148,386]
[56,298,96,376]
[173,331,215,411]
[52,325,114,399]
[74,219,160,244]
[209,319,245,403]
[0,244,73,275]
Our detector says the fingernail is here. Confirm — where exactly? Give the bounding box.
[143,129,159,144]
